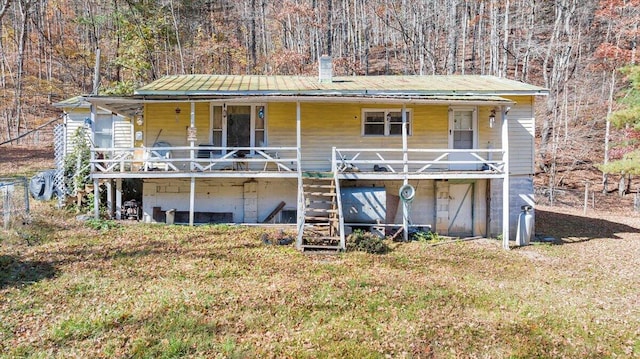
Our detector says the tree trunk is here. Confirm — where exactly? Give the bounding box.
[446,0,458,74]
[14,0,32,145]
[603,69,615,193]
[326,0,332,55]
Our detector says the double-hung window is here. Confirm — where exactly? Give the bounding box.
[362,109,411,136]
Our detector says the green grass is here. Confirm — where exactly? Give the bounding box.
[1,210,639,358]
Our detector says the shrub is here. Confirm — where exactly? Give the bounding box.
[85,218,120,231]
[411,229,442,242]
[347,230,389,254]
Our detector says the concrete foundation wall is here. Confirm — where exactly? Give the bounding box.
[489,176,535,238]
[141,177,498,238]
[142,178,298,224]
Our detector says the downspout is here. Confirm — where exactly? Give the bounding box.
[402,104,409,241]
[295,101,304,249]
[189,101,195,226]
[501,105,510,250]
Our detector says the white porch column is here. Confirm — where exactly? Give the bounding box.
[501,106,510,250]
[106,180,114,218]
[91,105,99,219]
[115,179,122,220]
[189,102,196,226]
[402,104,409,241]
[295,101,303,249]
[93,179,100,219]
[189,177,195,226]
[189,102,196,166]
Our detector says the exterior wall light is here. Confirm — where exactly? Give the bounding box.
[489,108,496,128]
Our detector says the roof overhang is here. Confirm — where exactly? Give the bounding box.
[84,94,515,117]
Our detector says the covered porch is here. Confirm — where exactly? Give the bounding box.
[85,97,514,250]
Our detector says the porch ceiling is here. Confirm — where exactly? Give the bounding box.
[85,97,144,117]
[83,94,515,118]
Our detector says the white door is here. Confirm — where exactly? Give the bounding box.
[449,108,478,170]
[448,183,474,237]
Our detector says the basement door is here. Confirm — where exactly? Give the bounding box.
[448,182,474,237]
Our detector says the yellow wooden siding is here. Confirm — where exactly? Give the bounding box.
[137,98,535,174]
[142,103,211,157]
[142,102,211,145]
[264,103,297,148]
[268,102,504,171]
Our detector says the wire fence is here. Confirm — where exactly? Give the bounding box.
[0,177,30,230]
[535,184,638,213]
[0,126,55,147]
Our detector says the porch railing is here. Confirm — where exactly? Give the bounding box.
[332,147,505,174]
[90,146,298,173]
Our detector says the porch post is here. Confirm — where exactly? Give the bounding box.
[402,104,409,241]
[189,177,195,226]
[296,101,303,249]
[106,180,114,218]
[189,102,196,226]
[501,106,510,249]
[115,179,122,220]
[189,102,196,167]
[93,179,99,219]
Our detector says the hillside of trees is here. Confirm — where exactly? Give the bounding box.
[0,0,637,200]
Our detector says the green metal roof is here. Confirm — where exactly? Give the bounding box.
[52,96,90,108]
[135,75,548,97]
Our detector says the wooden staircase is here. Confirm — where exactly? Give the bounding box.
[299,176,344,251]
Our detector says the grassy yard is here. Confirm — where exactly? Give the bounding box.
[1,202,639,358]
[1,146,639,358]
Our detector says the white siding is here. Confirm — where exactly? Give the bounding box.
[113,116,133,148]
[505,96,535,176]
[64,110,90,153]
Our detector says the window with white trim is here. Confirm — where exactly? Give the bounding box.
[362,109,411,136]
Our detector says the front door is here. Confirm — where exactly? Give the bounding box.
[211,104,266,155]
[449,108,477,170]
[227,106,251,148]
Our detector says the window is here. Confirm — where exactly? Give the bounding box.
[210,104,266,154]
[363,109,411,136]
[93,114,113,148]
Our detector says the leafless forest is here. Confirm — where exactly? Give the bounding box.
[0,0,636,199]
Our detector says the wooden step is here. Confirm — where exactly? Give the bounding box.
[303,223,334,228]
[304,216,338,222]
[307,199,334,204]
[305,208,338,213]
[300,244,342,252]
[304,192,336,197]
[303,184,336,189]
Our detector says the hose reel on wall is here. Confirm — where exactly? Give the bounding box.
[399,184,415,202]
